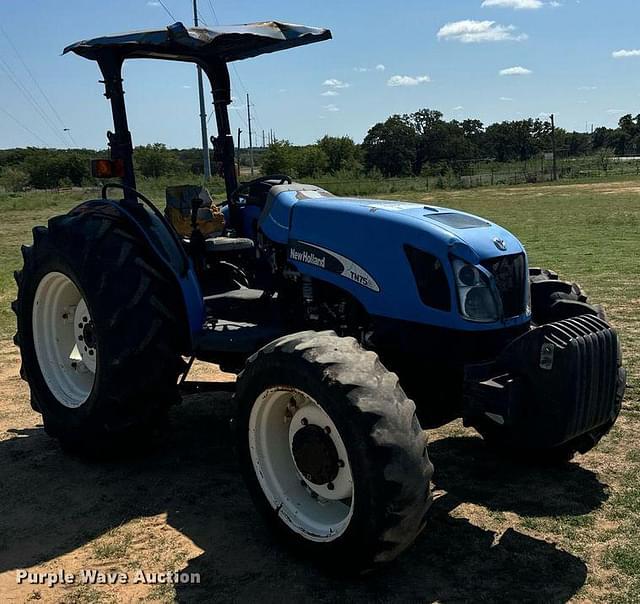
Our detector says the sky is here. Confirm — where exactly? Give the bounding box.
[1,0,639,150]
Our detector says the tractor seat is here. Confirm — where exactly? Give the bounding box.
[204,236,254,253]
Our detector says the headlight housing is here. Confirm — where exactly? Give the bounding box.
[452,258,501,322]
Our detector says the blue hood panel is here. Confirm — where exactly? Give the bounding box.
[260,189,529,331]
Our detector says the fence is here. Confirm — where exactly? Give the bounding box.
[308,156,640,197]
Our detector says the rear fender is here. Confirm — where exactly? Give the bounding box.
[68,198,204,351]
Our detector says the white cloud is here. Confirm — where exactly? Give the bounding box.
[606,109,625,114]
[499,96,514,101]
[321,90,339,97]
[146,1,161,5]
[499,65,532,76]
[323,78,350,89]
[182,85,191,89]
[482,0,543,9]
[387,75,431,87]
[354,64,386,73]
[324,104,340,112]
[612,49,640,59]
[437,20,527,43]
[482,0,561,7]
[578,85,597,91]
[453,105,464,110]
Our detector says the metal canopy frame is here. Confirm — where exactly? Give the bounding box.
[64,21,331,227]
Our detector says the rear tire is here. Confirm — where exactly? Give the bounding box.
[235,330,433,573]
[473,267,626,464]
[12,210,185,456]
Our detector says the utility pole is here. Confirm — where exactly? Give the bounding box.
[193,0,211,181]
[237,128,242,177]
[550,113,557,181]
[262,130,265,148]
[246,93,255,176]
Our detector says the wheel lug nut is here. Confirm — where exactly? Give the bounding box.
[62,313,68,320]
[301,418,308,426]
[337,459,345,468]
[82,316,88,322]
[327,482,335,491]
[88,350,94,356]
[78,323,83,329]
[78,335,83,341]
[324,426,331,434]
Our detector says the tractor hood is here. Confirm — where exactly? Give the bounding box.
[260,187,524,263]
[258,185,529,331]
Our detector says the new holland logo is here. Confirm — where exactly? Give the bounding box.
[289,248,326,268]
[493,237,507,251]
[288,241,380,292]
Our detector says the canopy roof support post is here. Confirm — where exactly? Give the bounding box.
[204,60,241,230]
[96,53,137,200]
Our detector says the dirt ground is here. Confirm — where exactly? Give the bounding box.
[0,334,636,604]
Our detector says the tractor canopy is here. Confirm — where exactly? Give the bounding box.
[63,21,332,64]
[63,20,331,213]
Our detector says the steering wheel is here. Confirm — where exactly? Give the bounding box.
[232,174,293,201]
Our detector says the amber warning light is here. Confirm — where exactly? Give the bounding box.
[91,159,125,178]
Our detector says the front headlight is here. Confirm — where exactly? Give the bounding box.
[452,258,500,322]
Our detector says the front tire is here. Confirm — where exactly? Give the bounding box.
[236,331,433,573]
[13,210,185,455]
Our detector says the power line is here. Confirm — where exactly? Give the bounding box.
[157,0,177,21]
[204,2,267,141]
[0,105,51,147]
[0,25,76,147]
[0,57,68,147]
[206,0,220,24]
[196,9,208,26]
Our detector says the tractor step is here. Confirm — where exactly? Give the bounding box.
[194,319,286,358]
[204,288,275,323]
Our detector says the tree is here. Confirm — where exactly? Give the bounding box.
[0,166,30,192]
[261,140,296,175]
[134,143,182,178]
[316,136,360,173]
[295,145,329,177]
[362,116,417,176]
[484,119,541,162]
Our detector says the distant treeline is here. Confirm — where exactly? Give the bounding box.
[1,109,639,190]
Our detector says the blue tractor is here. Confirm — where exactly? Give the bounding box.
[12,22,626,572]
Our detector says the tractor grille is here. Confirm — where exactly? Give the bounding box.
[544,314,620,439]
[482,253,527,318]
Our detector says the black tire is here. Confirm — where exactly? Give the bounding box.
[473,267,626,463]
[529,267,606,325]
[12,210,186,456]
[235,330,433,573]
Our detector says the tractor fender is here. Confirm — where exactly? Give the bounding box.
[66,198,205,351]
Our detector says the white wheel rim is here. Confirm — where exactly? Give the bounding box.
[32,271,96,408]
[249,387,355,542]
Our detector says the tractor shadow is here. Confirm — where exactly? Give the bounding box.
[0,395,604,602]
